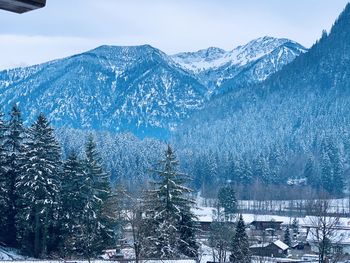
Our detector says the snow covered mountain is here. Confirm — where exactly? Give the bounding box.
[0,37,305,138]
[0,45,206,137]
[172,36,307,94]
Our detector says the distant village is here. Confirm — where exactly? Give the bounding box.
[100,199,350,263]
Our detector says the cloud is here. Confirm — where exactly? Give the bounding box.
[0,35,96,70]
[0,0,348,70]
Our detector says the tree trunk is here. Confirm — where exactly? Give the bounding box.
[34,207,41,258]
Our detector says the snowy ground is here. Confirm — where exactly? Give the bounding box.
[0,246,28,261]
[194,205,304,225]
[197,195,350,215]
[0,261,195,263]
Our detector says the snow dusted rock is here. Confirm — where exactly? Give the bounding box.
[172,36,307,94]
[0,246,27,260]
[0,45,206,138]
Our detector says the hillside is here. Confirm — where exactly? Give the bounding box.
[174,3,350,198]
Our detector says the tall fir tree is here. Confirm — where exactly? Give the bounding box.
[303,156,318,189]
[0,111,8,244]
[218,185,237,221]
[141,145,198,259]
[230,215,251,263]
[328,143,344,197]
[3,105,26,247]
[75,134,114,260]
[16,113,62,257]
[255,155,269,184]
[291,218,299,235]
[178,211,199,258]
[321,152,333,195]
[60,151,86,256]
[283,226,291,247]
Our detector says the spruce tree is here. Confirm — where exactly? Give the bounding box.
[284,226,291,247]
[76,135,114,260]
[329,144,344,197]
[178,211,199,258]
[60,151,86,256]
[0,111,8,244]
[321,152,333,195]
[16,113,62,257]
[292,218,299,235]
[230,215,250,263]
[218,185,237,221]
[303,156,318,189]
[3,105,25,247]
[142,145,198,259]
[255,155,269,184]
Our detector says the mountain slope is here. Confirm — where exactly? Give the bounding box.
[0,38,304,138]
[172,36,307,94]
[174,3,350,191]
[0,45,206,137]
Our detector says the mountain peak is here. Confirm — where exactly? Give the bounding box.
[171,36,306,84]
[89,44,163,57]
[236,36,304,55]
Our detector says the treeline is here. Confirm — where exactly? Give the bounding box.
[55,122,347,201]
[0,105,114,258]
[56,128,165,192]
[175,132,345,200]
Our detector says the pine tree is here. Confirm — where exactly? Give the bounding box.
[255,155,269,184]
[178,211,199,258]
[76,134,114,260]
[241,160,253,186]
[218,185,237,221]
[291,218,299,235]
[16,113,62,257]
[141,145,198,259]
[284,226,291,247]
[3,105,25,247]
[321,151,335,196]
[202,151,218,197]
[328,143,344,197]
[60,151,86,256]
[0,111,8,244]
[230,215,250,263]
[231,159,242,184]
[303,156,318,189]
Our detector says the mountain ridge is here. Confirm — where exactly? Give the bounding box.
[0,36,306,138]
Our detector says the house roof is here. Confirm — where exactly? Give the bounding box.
[251,221,283,224]
[250,240,289,250]
[274,240,289,250]
[250,242,270,248]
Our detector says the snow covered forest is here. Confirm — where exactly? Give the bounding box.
[2,1,350,262]
[0,107,205,259]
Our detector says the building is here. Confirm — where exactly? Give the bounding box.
[250,221,283,231]
[250,240,289,257]
[304,216,350,255]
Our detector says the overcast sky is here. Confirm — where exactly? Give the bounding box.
[0,0,349,70]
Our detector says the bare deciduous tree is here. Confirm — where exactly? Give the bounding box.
[305,199,343,263]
